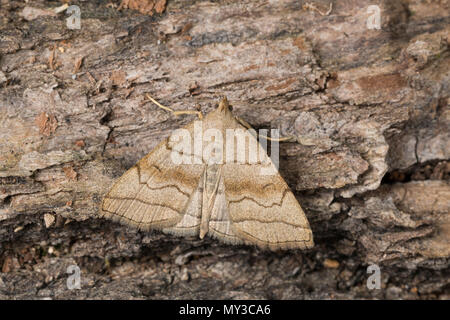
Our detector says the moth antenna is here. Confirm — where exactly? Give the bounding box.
[146,94,203,120]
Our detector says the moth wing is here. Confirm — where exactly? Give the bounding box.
[206,172,245,245]
[100,120,205,232]
[222,121,314,250]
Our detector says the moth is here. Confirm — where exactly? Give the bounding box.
[100,97,314,250]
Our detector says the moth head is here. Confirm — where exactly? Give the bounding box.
[217,97,232,113]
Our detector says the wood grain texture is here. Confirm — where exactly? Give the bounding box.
[0,0,448,299]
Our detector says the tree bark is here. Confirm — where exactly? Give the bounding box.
[0,0,448,299]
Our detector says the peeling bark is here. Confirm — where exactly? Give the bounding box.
[0,0,449,299]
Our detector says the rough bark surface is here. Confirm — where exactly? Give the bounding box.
[0,0,449,299]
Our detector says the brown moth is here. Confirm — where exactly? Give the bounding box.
[100,97,314,250]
